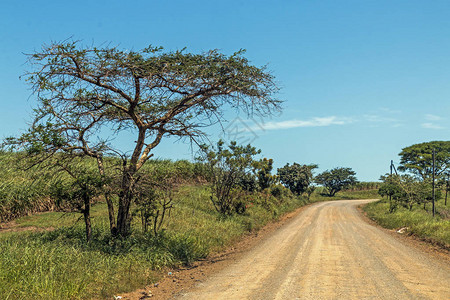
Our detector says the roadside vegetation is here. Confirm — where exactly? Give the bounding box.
[0,183,302,299]
[363,200,450,248]
[363,141,450,249]
[0,40,378,299]
[0,148,376,299]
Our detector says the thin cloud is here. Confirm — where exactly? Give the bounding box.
[363,114,399,123]
[250,116,352,132]
[379,107,401,114]
[421,123,444,129]
[425,114,442,121]
[362,114,403,127]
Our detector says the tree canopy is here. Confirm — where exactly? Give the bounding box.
[315,167,357,196]
[6,40,281,236]
[398,141,450,180]
[277,163,318,195]
[199,140,261,215]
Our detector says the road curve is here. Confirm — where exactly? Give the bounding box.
[178,200,450,299]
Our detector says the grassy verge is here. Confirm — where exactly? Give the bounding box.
[0,186,378,299]
[0,185,298,299]
[362,198,450,249]
[310,188,380,202]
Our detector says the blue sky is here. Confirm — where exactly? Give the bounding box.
[1,0,449,181]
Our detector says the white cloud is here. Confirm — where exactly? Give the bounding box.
[379,107,401,114]
[361,114,403,127]
[250,116,352,132]
[421,123,444,129]
[363,114,398,123]
[425,114,442,121]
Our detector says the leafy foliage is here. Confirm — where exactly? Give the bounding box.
[132,175,174,236]
[277,163,318,195]
[255,158,277,190]
[199,140,260,215]
[6,40,281,236]
[378,174,439,212]
[315,167,357,196]
[0,152,207,223]
[398,141,450,179]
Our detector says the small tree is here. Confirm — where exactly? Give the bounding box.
[48,159,104,242]
[395,175,432,211]
[277,163,318,196]
[315,167,357,196]
[445,172,450,206]
[437,171,450,206]
[379,174,404,212]
[199,140,260,215]
[8,40,280,236]
[133,176,174,236]
[255,158,277,191]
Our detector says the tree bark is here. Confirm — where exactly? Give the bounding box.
[83,193,92,242]
[96,155,117,235]
[445,187,448,206]
[116,169,135,236]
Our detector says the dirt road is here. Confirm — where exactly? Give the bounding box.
[178,200,450,299]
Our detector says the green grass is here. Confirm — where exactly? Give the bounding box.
[0,185,302,299]
[0,152,208,223]
[309,188,380,202]
[363,198,450,248]
[0,231,156,299]
[0,183,380,299]
[15,203,109,229]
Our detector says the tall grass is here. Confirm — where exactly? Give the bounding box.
[0,152,208,223]
[0,152,55,222]
[0,151,382,299]
[363,199,450,248]
[0,184,308,299]
[0,230,156,299]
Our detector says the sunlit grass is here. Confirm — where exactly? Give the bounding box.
[309,187,380,202]
[0,185,310,299]
[0,152,382,300]
[363,199,450,248]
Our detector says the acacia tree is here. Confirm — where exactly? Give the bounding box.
[398,141,450,180]
[8,40,280,236]
[315,167,357,196]
[277,163,318,195]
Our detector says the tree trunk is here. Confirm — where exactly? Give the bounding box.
[83,194,92,242]
[96,155,117,235]
[446,186,448,206]
[116,170,135,236]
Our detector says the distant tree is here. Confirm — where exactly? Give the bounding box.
[315,167,357,196]
[398,141,450,180]
[255,158,277,190]
[443,172,450,206]
[199,140,260,215]
[6,40,280,236]
[378,174,404,212]
[277,163,318,196]
[396,175,434,211]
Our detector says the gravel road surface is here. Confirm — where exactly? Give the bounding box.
[179,200,450,299]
